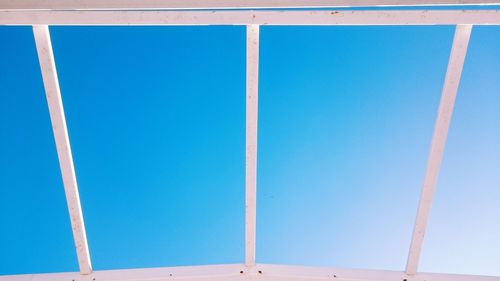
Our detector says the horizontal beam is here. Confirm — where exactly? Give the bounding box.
[1,264,499,281]
[0,264,243,281]
[1,10,500,25]
[1,0,500,10]
[259,264,500,281]
[32,25,92,275]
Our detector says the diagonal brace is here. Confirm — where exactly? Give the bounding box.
[33,25,92,275]
[406,24,473,275]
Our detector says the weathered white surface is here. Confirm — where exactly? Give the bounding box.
[245,24,259,268]
[1,0,500,10]
[33,25,92,275]
[406,24,473,275]
[1,10,499,25]
[2,264,500,281]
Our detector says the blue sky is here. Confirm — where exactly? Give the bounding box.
[0,25,498,276]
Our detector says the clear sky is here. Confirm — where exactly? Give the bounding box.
[0,24,499,277]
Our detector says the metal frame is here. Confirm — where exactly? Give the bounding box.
[406,24,473,275]
[1,0,500,10]
[1,1,499,280]
[3,264,500,281]
[1,10,500,25]
[32,25,92,275]
[245,24,259,268]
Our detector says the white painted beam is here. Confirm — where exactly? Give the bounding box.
[1,0,500,11]
[1,264,499,281]
[259,264,500,281]
[0,264,244,281]
[245,24,259,268]
[406,24,473,275]
[1,10,499,26]
[32,25,92,275]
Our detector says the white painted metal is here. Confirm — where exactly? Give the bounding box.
[1,0,500,10]
[259,264,500,281]
[245,24,259,268]
[1,10,500,26]
[0,264,244,281]
[2,264,500,281]
[0,1,496,280]
[406,24,473,275]
[32,25,92,275]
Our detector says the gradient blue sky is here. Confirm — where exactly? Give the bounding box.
[0,24,499,276]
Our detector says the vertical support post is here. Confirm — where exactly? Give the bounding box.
[245,24,259,268]
[406,24,472,275]
[33,25,92,275]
